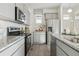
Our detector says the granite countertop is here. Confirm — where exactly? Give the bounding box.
[49,32,79,52]
[0,35,25,52]
[7,36,23,44]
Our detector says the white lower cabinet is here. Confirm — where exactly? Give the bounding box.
[40,33,46,44]
[34,32,40,44]
[12,44,25,56]
[56,39,79,56]
[0,37,25,56]
[31,33,34,45]
[56,46,67,56]
[34,32,46,44]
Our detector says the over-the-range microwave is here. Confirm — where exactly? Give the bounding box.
[15,6,25,23]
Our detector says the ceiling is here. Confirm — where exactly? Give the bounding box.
[62,3,79,14]
[25,3,60,9]
[62,3,79,8]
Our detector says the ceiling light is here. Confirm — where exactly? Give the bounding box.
[67,9,72,13]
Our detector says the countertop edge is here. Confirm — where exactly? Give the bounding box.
[0,36,25,53]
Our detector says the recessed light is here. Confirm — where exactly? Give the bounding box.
[67,9,72,13]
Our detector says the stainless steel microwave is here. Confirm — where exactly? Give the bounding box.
[15,6,25,23]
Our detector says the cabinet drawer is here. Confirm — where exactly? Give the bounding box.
[57,40,79,56]
[0,38,24,56]
[56,46,67,56]
[12,44,24,56]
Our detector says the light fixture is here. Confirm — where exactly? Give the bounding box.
[67,8,72,13]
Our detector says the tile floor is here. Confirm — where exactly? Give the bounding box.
[27,44,50,56]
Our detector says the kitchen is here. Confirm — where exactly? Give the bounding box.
[0,3,79,56]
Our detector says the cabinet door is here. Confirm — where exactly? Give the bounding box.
[0,3,15,20]
[24,10,30,25]
[56,40,79,56]
[47,20,53,27]
[40,34,46,44]
[31,33,34,45]
[0,3,9,19]
[12,44,25,56]
[52,20,59,33]
[16,3,24,12]
[9,3,15,20]
[0,38,24,56]
[56,46,67,56]
[34,32,40,44]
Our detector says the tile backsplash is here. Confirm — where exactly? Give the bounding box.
[0,20,25,48]
[0,27,7,48]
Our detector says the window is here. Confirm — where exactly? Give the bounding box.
[35,15,42,24]
[63,15,70,20]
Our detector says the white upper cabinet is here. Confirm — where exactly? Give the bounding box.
[15,3,24,13]
[9,4,15,20]
[24,9,30,25]
[16,4,30,25]
[0,3,25,21]
[0,3,30,25]
[0,3,15,20]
